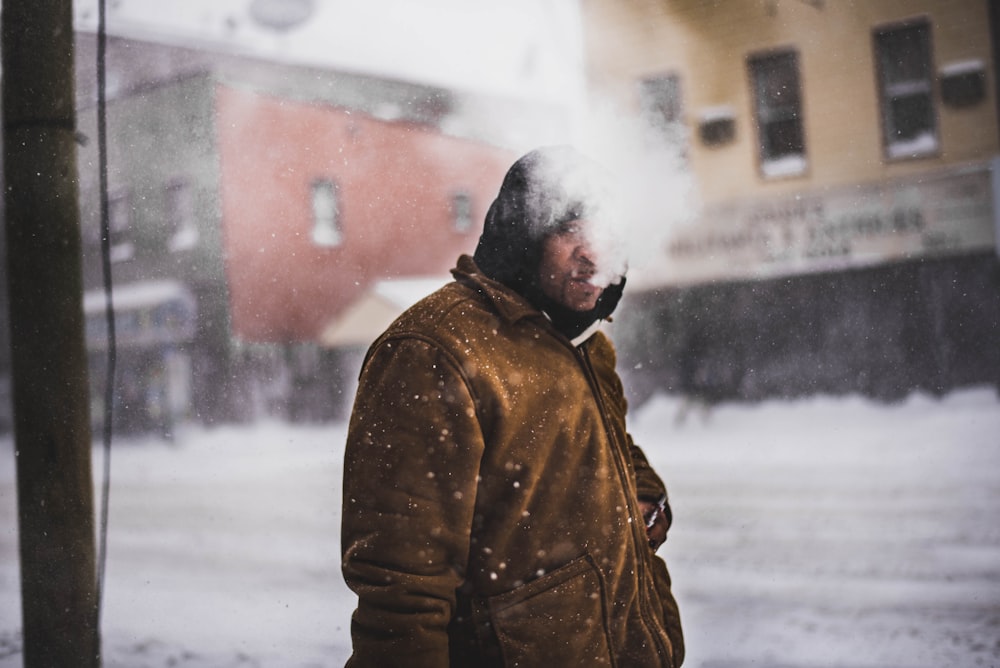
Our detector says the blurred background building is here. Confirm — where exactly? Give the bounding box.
[584,0,1000,404]
[71,35,518,433]
[2,0,998,435]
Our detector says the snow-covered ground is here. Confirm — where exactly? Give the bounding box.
[1,386,998,667]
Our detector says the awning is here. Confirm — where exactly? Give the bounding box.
[84,280,197,350]
[319,277,448,348]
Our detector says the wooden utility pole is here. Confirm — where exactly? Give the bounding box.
[2,0,100,665]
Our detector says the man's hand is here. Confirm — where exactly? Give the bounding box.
[639,496,669,551]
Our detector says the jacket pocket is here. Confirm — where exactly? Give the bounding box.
[484,554,613,667]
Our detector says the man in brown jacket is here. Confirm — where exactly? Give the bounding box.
[341,146,684,667]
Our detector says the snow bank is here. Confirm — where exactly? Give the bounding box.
[0,387,998,666]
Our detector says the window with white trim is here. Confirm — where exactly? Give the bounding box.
[165,179,199,252]
[451,191,473,233]
[748,49,807,178]
[874,19,938,160]
[108,189,134,262]
[311,179,342,247]
[638,73,683,135]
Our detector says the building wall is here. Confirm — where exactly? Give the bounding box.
[583,0,998,202]
[78,73,226,287]
[65,35,544,428]
[581,0,1000,402]
[615,251,1000,403]
[75,72,236,431]
[215,84,514,343]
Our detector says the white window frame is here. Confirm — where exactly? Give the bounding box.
[638,72,684,137]
[451,190,474,233]
[108,189,134,262]
[748,49,807,179]
[874,18,938,160]
[311,178,342,247]
[165,178,199,252]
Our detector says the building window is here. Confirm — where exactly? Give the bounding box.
[311,179,341,247]
[451,191,473,232]
[108,190,134,262]
[165,179,199,252]
[638,73,683,137]
[748,49,807,178]
[874,19,938,160]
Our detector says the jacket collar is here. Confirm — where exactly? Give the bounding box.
[452,254,603,346]
[569,319,603,346]
[453,255,541,325]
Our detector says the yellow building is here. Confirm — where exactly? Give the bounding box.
[582,0,1000,401]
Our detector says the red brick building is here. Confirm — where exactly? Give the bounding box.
[70,35,520,429]
[216,84,513,344]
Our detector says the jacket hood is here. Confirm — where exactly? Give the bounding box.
[472,146,626,339]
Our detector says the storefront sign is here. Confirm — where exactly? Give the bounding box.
[652,161,997,285]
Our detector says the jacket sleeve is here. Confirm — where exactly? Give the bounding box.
[625,412,675,527]
[625,433,663,498]
[650,554,686,667]
[341,335,484,667]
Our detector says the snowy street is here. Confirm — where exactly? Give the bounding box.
[1,386,998,667]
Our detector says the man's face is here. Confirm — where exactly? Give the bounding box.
[537,219,604,312]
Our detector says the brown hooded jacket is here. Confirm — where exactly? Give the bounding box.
[342,147,683,667]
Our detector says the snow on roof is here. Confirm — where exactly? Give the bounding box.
[320,277,450,348]
[372,277,451,309]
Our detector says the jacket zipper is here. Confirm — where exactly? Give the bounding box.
[576,343,672,663]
